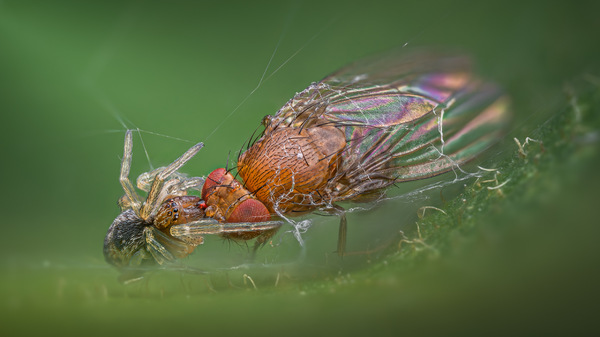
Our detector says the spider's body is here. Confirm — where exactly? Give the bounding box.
[103,131,281,279]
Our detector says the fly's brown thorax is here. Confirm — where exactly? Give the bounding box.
[238,125,346,213]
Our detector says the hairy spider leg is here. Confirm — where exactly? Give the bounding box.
[139,138,204,220]
[120,130,143,214]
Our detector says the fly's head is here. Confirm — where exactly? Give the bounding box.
[202,168,271,224]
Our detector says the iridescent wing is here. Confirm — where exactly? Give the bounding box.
[267,49,510,200]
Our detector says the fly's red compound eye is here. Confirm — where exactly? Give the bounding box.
[202,168,227,200]
[227,198,270,223]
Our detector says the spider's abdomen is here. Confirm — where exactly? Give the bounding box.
[103,209,149,268]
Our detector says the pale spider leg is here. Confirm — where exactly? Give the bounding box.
[140,142,204,220]
[145,225,196,266]
[137,170,204,194]
[136,167,167,192]
[172,176,205,193]
[153,179,185,212]
[153,177,204,208]
[172,220,283,260]
[144,227,176,265]
[120,130,143,213]
[170,220,283,242]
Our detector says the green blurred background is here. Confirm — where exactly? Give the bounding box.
[1,0,599,335]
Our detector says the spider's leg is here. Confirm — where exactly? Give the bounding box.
[170,220,283,242]
[140,141,204,220]
[144,227,178,265]
[120,130,143,213]
[136,166,167,193]
[162,176,205,197]
[176,176,205,193]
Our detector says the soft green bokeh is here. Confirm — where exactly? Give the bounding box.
[1,0,599,335]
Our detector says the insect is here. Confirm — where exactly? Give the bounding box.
[202,49,510,254]
[104,49,510,278]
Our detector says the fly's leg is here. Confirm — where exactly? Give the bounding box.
[334,205,348,256]
[250,225,282,259]
[322,204,348,256]
[140,141,204,220]
[120,130,143,213]
[337,213,348,256]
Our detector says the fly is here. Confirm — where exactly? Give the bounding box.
[104,49,510,278]
[202,49,510,254]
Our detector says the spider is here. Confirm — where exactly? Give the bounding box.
[103,130,282,280]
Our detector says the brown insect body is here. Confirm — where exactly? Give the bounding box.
[237,124,346,214]
[202,51,510,252]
